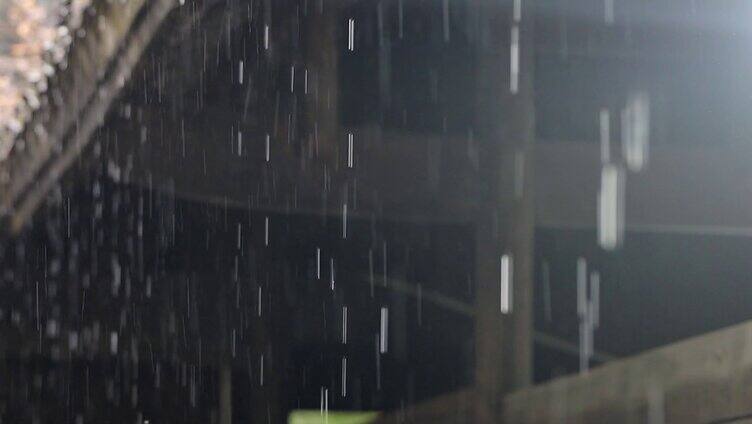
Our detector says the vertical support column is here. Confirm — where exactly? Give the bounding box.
[216,263,234,424]
[509,0,536,391]
[219,362,233,424]
[306,0,340,165]
[473,0,535,421]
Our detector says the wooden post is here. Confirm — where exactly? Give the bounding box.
[306,0,340,166]
[217,263,233,424]
[219,362,233,424]
[473,0,535,420]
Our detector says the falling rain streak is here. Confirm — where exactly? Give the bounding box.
[510,25,520,94]
[598,164,624,250]
[264,216,269,246]
[577,258,601,373]
[500,254,513,314]
[341,357,347,397]
[577,258,589,372]
[604,0,615,25]
[347,133,353,168]
[442,0,450,42]
[600,108,610,164]
[342,306,348,344]
[316,247,321,279]
[622,91,650,172]
[265,133,270,162]
[342,203,347,238]
[330,258,335,290]
[0,0,735,422]
[380,307,389,354]
[347,18,355,51]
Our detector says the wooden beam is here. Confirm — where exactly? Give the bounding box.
[503,317,752,423]
[378,317,752,423]
[0,0,179,234]
[374,387,475,424]
[123,123,478,223]
[536,141,752,236]
[117,119,752,240]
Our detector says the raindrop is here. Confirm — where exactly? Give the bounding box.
[264,216,269,246]
[348,18,355,51]
[316,247,321,279]
[341,357,347,397]
[347,133,354,168]
[379,307,389,354]
[265,133,271,162]
[604,0,615,25]
[622,91,651,172]
[600,108,610,164]
[397,0,404,39]
[598,164,624,250]
[330,258,335,290]
[442,0,450,42]
[260,354,264,386]
[500,254,513,314]
[342,306,348,344]
[342,203,348,239]
[510,25,520,94]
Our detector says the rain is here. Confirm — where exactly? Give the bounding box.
[1,0,752,423]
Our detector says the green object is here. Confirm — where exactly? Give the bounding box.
[288,410,380,424]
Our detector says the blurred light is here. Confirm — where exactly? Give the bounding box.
[598,164,625,250]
